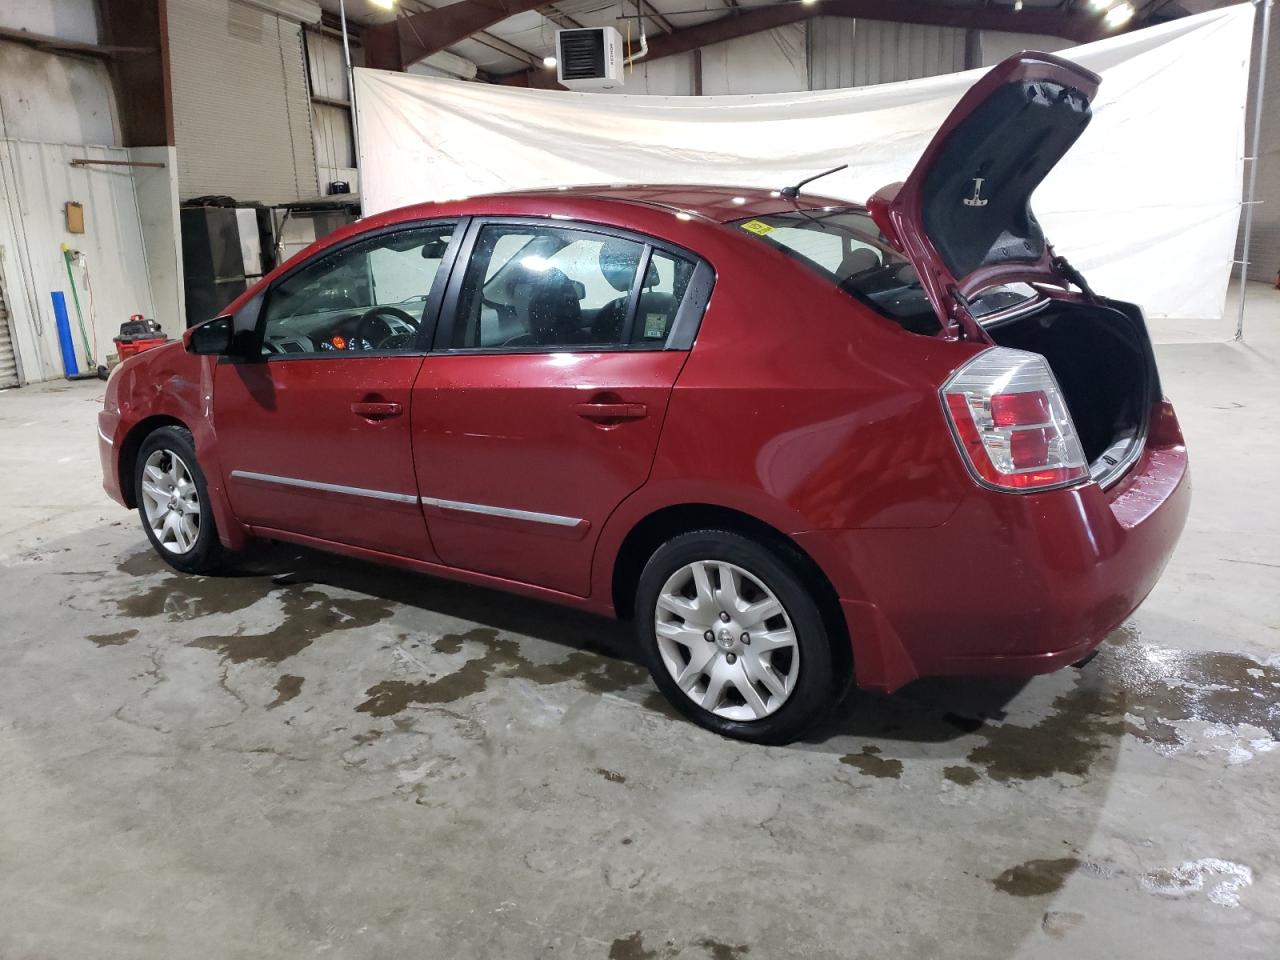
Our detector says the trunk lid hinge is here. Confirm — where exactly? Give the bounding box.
[1049,244,1098,302]
[946,286,993,343]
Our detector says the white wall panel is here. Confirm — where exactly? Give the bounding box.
[168,0,320,203]
[129,146,186,334]
[307,29,351,102]
[0,41,119,145]
[596,52,696,97]
[0,141,158,381]
[0,0,98,43]
[979,30,1071,65]
[809,19,967,90]
[701,24,806,96]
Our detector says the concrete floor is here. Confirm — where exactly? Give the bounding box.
[1,285,1278,959]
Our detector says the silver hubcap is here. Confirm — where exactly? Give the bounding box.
[140,448,200,554]
[654,560,799,722]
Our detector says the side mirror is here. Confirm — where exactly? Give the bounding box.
[185,316,233,355]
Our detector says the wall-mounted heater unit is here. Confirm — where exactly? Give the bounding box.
[556,27,625,90]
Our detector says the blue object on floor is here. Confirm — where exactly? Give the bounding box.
[51,290,79,377]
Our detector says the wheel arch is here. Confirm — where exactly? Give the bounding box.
[117,415,190,508]
[608,502,853,688]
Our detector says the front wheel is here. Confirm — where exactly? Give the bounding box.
[135,426,227,574]
[635,530,837,744]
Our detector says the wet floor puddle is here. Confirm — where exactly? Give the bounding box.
[843,625,1280,782]
[357,627,646,716]
[102,551,1278,777]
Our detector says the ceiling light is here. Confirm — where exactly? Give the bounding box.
[801,0,818,5]
[1104,1,1134,27]
[1089,0,1113,10]
[1013,0,1023,10]
[543,56,557,68]
[369,0,397,10]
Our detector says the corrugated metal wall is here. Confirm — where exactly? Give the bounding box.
[702,24,807,95]
[168,0,319,204]
[1238,11,1279,284]
[306,30,357,192]
[808,19,968,90]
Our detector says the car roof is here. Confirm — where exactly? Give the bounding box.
[493,184,863,224]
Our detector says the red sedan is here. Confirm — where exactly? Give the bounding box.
[99,54,1188,743]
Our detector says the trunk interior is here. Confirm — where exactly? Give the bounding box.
[984,296,1160,486]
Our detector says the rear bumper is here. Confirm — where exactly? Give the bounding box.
[801,435,1190,693]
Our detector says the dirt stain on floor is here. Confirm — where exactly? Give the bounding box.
[609,932,658,960]
[88,628,138,647]
[839,744,903,779]
[596,767,626,784]
[697,939,750,960]
[962,632,1280,780]
[992,858,1081,897]
[357,627,647,717]
[268,674,304,709]
[966,684,1125,782]
[943,764,980,786]
[190,587,393,664]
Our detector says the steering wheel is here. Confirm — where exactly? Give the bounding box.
[355,305,419,350]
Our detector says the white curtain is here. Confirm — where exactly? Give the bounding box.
[355,5,1254,320]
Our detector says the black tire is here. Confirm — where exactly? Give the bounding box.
[635,529,838,744]
[134,426,228,575]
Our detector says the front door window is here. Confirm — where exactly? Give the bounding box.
[260,223,456,355]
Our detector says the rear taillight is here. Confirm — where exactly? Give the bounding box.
[942,347,1088,492]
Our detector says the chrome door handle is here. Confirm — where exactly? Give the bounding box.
[351,401,403,419]
[573,401,648,423]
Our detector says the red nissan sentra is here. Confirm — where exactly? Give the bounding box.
[99,54,1189,743]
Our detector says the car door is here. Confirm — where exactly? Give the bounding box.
[213,220,462,561]
[411,217,713,596]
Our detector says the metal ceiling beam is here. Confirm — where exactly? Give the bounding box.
[501,0,1113,87]
[363,0,557,70]
[401,0,545,68]
[631,0,1108,62]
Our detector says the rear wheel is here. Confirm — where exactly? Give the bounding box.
[135,426,227,574]
[635,530,836,744]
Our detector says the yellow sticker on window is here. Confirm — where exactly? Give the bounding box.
[644,314,667,338]
[739,219,774,236]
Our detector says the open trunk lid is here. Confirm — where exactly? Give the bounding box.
[868,53,1101,338]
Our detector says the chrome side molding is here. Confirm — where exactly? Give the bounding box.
[229,470,419,504]
[420,496,582,528]
[229,470,583,527]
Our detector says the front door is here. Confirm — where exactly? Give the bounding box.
[411,219,708,596]
[214,220,461,561]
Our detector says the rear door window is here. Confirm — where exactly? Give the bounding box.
[444,222,696,352]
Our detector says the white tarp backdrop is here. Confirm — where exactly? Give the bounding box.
[355,5,1254,320]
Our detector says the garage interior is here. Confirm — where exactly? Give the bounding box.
[1,0,1278,957]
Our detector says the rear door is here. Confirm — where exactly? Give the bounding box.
[213,220,462,560]
[411,217,713,597]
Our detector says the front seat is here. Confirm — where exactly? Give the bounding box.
[526,267,585,346]
[589,239,644,343]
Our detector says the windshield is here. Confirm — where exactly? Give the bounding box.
[732,209,1035,334]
